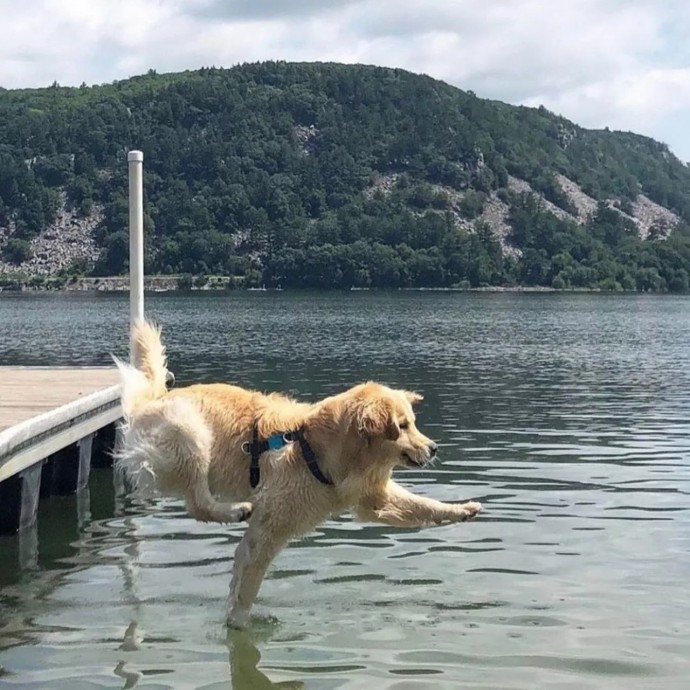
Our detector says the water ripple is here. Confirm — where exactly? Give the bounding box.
[1,292,689,688]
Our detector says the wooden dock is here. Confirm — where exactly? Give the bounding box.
[0,367,122,533]
[0,367,120,433]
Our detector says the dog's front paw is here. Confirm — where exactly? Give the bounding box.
[226,616,247,630]
[227,604,250,630]
[460,501,482,520]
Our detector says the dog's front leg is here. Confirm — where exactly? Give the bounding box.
[355,480,482,528]
[227,517,292,629]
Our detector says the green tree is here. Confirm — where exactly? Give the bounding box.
[1,238,32,264]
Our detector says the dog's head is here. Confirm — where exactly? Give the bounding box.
[339,382,437,469]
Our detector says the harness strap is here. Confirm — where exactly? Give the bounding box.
[249,424,269,489]
[292,429,333,486]
[245,424,333,488]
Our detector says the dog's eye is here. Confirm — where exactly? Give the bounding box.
[399,421,409,430]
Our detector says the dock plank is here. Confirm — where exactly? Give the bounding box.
[0,367,121,432]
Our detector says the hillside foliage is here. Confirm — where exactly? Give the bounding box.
[1,62,690,291]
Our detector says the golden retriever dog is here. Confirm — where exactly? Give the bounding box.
[115,320,482,628]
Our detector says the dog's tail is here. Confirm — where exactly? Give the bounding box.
[114,319,169,419]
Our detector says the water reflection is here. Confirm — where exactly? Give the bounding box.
[111,624,308,690]
[226,631,305,690]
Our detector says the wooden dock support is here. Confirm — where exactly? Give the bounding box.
[0,368,121,535]
[92,423,117,468]
[0,475,22,533]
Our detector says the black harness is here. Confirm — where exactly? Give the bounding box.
[243,424,333,489]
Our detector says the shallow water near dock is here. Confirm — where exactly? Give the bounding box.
[1,291,689,689]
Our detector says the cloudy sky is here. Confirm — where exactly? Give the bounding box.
[2,0,690,162]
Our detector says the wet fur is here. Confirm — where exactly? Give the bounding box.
[115,320,482,627]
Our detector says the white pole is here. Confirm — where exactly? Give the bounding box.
[127,150,144,364]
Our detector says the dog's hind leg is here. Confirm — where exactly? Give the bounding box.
[185,478,253,524]
[122,397,253,524]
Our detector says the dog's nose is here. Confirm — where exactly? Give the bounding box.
[428,442,438,457]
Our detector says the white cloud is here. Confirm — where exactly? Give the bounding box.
[1,0,689,161]
[524,67,690,129]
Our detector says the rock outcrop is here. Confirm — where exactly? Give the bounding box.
[0,191,102,275]
[509,174,680,240]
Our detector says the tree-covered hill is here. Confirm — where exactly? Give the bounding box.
[1,61,690,291]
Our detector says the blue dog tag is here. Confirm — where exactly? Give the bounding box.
[267,434,286,451]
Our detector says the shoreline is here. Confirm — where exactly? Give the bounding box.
[0,274,638,294]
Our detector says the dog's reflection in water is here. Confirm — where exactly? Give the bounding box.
[113,622,304,689]
[227,630,305,690]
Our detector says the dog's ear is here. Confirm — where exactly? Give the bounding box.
[355,397,400,441]
[404,391,423,405]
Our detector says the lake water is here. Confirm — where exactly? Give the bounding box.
[0,291,689,689]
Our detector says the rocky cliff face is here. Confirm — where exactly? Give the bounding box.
[0,191,102,275]
[0,167,682,280]
[366,171,680,259]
